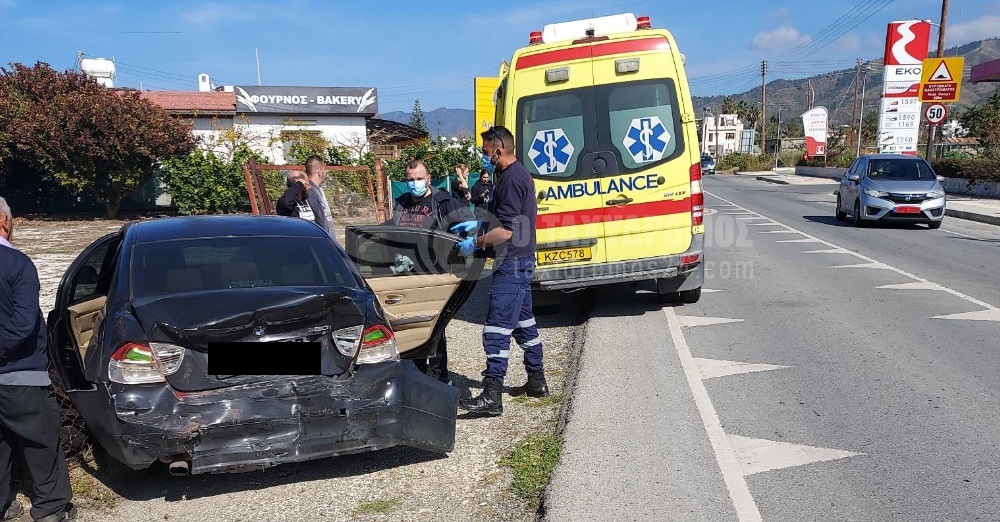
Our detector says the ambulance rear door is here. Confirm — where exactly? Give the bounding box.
[513,45,607,268]
[590,35,694,262]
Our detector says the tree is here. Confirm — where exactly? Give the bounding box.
[409,99,428,133]
[160,145,262,215]
[784,117,804,137]
[959,87,1000,157]
[721,97,739,115]
[0,62,195,217]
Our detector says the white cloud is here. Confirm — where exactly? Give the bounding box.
[751,26,811,51]
[948,15,1000,45]
[833,34,863,53]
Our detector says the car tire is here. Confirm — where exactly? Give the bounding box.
[928,221,942,229]
[835,195,847,221]
[852,200,865,227]
[658,286,701,304]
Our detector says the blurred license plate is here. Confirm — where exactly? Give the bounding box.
[537,247,592,265]
[895,206,921,214]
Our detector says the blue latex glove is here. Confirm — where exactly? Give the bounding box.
[456,236,477,257]
[450,220,480,236]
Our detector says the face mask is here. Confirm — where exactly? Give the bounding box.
[481,153,497,174]
[406,179,428,197]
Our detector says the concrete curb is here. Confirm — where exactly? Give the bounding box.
[946,208,1000,227]
[755,176,790,185]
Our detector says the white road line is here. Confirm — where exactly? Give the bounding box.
[664,307,762,522]
[942,229,980,239]
[706,191,999,312]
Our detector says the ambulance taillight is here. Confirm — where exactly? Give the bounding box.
[690,162,704,227]
[529,31,543,44]
[636,16,651,29]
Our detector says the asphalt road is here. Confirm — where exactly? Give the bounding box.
[547,175,1000,521]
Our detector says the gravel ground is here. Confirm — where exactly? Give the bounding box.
[9,218,590,522]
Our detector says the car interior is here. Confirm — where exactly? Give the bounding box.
[65,264,107,363]
[350,230,466,354]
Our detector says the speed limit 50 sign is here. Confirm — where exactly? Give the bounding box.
[924,103,948,125]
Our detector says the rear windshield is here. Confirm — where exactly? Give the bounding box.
[515,79,683,180]
[130,236,357,298]
[867,159,936,181]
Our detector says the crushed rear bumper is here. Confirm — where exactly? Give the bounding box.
[74,361,457,474]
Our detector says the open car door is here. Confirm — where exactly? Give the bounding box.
[344,226,485,360]
[48,232,121,391]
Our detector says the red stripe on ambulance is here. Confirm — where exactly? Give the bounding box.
[536,198,692,230]
[515,37,668,70]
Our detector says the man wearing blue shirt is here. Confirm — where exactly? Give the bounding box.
[0,197,76,522]
[458,126,548,416]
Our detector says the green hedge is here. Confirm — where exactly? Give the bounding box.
[930,158,1000,183]
[717,153,773,173]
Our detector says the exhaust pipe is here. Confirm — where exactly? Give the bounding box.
[168,460,190,477]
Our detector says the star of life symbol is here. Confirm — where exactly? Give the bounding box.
[528,129,575,174]
[623,116,670,163]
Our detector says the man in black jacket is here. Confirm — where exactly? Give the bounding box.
[276,171,328,231]
[0,197,76,522]
[391,160,477,384]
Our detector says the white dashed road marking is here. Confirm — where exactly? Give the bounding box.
[801,248,851,254]
[706,191,1000,317]
[933,310,1000,322]
[694,358,788,380]
[727,435,862,476]
[877,282,944,290]
[676,315,745,328]
[832,262,892,270]
[776,238,822,243]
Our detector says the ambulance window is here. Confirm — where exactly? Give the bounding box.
[604,80,682,171]
[517,90,588,179]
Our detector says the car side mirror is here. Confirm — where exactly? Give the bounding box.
[847,174,860,183]
[936,175,945,182]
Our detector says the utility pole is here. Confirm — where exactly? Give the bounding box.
[925,0,949,160]
[852,58,861,144]
[807,79,814,110]
[857,66,870,158]
[255,48,262,86]
[760,60,768,154]
[774,104,783,169]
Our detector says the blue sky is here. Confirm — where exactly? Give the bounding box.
[1,0,996,113]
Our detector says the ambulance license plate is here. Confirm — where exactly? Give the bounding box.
[537,247,592,265]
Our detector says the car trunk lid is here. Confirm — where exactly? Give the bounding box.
[131,287,369,391]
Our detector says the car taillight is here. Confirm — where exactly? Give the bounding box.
[357,324,398,365]
[331,325,364,357]
[109,342,184,384]
[690,162,704,226]
[681,254,700,265]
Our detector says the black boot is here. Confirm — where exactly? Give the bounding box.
[459,378,503,416]
[512,371,549,398]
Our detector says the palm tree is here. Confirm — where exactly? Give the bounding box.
[721,97,738,115]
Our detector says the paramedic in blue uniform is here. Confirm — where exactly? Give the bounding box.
[457,126,548,416]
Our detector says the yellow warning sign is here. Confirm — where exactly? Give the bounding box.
[919,57,964,103]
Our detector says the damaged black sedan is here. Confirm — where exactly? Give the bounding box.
[47,215,481,475]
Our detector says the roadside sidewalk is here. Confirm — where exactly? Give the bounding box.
[746,172,1000,227]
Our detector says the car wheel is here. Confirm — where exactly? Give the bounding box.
[835,195,847,221]
[852,200,865,227]
[658,286,701,304]
[928,221,942,229]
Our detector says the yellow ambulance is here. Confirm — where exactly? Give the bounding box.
[490,13,705,303]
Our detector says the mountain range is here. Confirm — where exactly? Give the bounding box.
[378,38,1000,136]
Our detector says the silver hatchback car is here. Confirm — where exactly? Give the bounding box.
[836,154,946,229]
